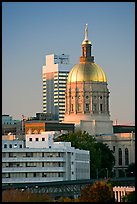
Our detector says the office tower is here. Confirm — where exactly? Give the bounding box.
[42,54,72,122]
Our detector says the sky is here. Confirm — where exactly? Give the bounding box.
[2,2,135,125]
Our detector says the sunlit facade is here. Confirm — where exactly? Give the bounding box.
[63,24,113,135]
[42,54,72,122]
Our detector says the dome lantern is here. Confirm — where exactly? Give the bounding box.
[80,24,94,63]
[67,24,107,83]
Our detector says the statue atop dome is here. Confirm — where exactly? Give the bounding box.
[85,23,88,41]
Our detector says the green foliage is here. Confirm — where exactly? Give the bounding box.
[126,163,135,177]
[122,191,135,202]
[95,142,115,178]
[55,130,115,178]
[78,180,114,202]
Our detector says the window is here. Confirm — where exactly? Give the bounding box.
[9,153,13,157]
[118,148,122,165]
[33,173,36,177]
[42,173,47,177]
[26,152,33,157]
[86,103,89,111]
[86,95,89,99]
[113,146,115,152]
[35,138,39,141]
[93,104,96,111]
[59,172,63,177]
[29,138,32,141]
[125,148,129,165]
[14,144,17,148]
[4,144,7,148]
[42,138,45,141]
[82,47,84,56]
[20,144,22,148]
[71,104,74,112]
[100,104,103,112]
[77,103,82,112]
[9,144,12,148]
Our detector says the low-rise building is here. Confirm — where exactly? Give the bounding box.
[2,131,90,184]
[2,115,22,136]
[24,120,74,136]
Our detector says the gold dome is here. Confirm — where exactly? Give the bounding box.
[67,62,107,83]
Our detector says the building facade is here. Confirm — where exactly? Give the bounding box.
[2,132,90,184]
[42,54,72,122]
[96,132,135,177]
[62,24,135,178]
[2,115,22,136]
[24,120,74,136]
[63,24,113,135]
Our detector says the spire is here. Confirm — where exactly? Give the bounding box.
[84,23,88,41]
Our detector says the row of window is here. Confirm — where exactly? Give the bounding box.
[3,152,64,158]
[3,161,64,168]
[3,144,23,149]
[29,137,46,142]
[113,146,129,166]
[118,148,129,166]
[70,103,103,112]
[71,95,104,99]
[2,172,64,178]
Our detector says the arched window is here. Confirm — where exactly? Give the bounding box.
[125,148,129,165]
[118,148,122,165]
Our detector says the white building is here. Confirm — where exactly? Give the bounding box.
[2,132,90,184]
[42,54,72,122]
[96,132,135,177]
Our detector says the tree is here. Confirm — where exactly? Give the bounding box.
[57,197,74,202]
[122,191,135,202]
[55,130,100,178]
[126,163,135,177]
[2,188,53,202]
[54,130,115,179]
[78,180,114,202]
[95,142,115,178]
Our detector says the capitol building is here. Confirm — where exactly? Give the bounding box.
[2,24,135,181]
[63,24,113,136]
[63,24,135,177]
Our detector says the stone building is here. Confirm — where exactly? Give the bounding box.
[63,24,113,135]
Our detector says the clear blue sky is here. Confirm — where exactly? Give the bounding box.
[2,2,135,125]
